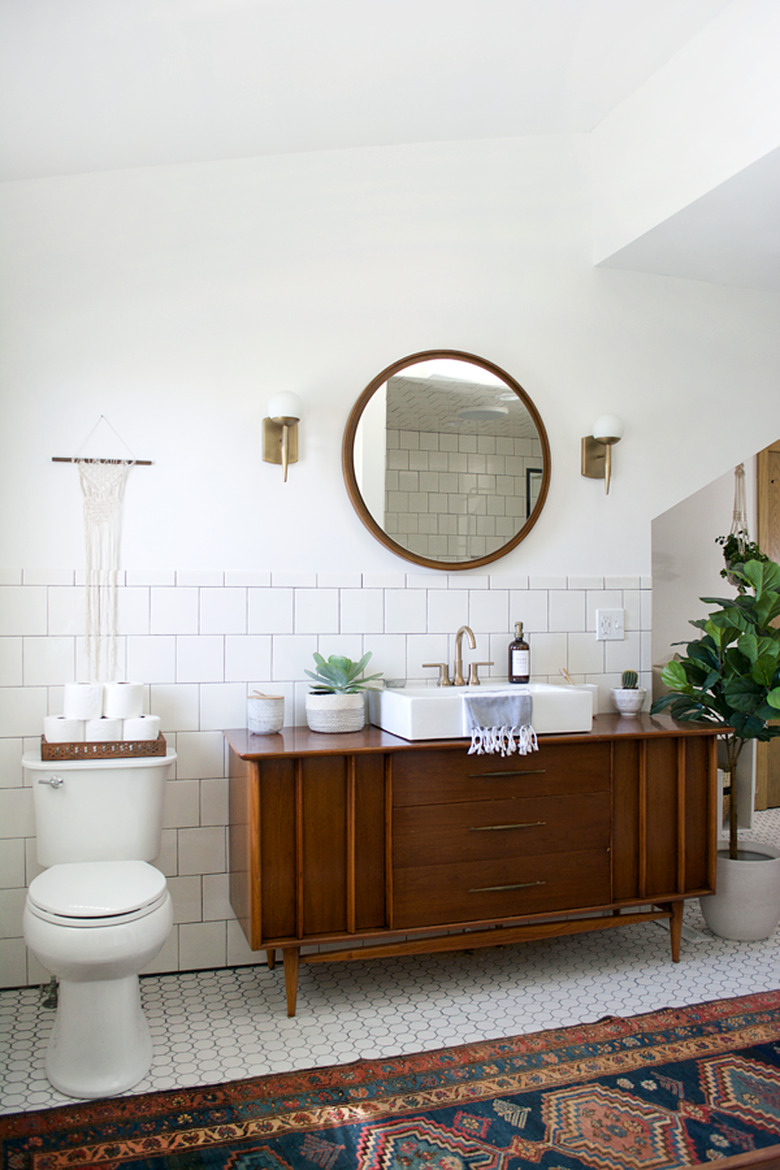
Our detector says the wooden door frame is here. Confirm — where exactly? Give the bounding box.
[755,440,780,809]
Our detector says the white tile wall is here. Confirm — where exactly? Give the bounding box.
[385,428,546,562]
[0,568,653,988]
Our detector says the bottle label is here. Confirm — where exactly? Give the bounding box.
[512,649,530,675]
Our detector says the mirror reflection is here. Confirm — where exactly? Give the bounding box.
[343,350,550,570]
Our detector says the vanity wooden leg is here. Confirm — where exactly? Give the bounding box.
[283,948,300,1017]
[669,902,683,962]
[266,949,276,970]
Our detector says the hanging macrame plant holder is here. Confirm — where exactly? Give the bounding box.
[725,463,750,586]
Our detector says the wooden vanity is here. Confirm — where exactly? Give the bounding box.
[226,715,720,1016]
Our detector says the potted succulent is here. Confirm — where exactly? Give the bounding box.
[651,558,780,940]
[611,669,646,717]
[304,652,383,733]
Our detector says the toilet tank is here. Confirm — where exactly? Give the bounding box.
[22,752,177,867]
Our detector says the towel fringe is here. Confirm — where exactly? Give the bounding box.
[467,723,538,757]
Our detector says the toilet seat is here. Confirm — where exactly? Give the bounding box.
[27,861,168,927]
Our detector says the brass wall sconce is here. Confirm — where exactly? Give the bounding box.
[581,414,624,494]
[262,392,302,482]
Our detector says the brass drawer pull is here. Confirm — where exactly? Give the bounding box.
[469,879,547,893]
[469,769,547,778]
[470,821,546,832]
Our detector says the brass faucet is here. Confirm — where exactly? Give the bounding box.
[453,625,476,686]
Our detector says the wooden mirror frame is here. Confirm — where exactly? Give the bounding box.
[342,349,551,571]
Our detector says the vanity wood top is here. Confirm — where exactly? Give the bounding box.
[224,712,720,760]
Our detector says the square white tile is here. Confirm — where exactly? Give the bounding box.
[385,589,426,634]
[294,589,340,635]
[22,637,75,687]
[0,587,47,637]
[200,589,247,636]
[271,635,318,683]
[176,636,224,684]
[339,589,384,635]
[509,589,548,632]
[46,588,84,637]
[225,636,272,683]
[0,639,23,687]
[248,588,294,635]
[152,588,199,636]
[127,636,177,684]
[149,684,200,732]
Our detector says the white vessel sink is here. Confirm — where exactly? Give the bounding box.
[367,681,593,741]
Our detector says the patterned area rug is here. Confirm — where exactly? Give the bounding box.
[2,991,780,1170]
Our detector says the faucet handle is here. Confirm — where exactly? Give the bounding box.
[467,661,493,686]
[422,663,453,687]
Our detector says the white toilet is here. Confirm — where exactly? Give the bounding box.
[22,750,176,1099]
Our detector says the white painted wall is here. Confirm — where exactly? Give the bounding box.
[2,134,779,579]
[652,459,761,833]
[651,460,757,672]
[591,0,780,264]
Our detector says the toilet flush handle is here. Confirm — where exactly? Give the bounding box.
[38,776,64,788]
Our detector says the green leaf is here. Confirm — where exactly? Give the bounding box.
[741,558,780,595]
[305,650,382,693]
[754,591,780,628]
[660,660,689,691]
[649,693,676,714]
[723,675,764,712]
[737,630,760,663]
[751,653,780,688]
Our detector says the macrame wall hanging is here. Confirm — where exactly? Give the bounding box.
[53,417,151,683]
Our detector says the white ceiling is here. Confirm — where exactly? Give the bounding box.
[0,0,733,179]
[0,0,777,292]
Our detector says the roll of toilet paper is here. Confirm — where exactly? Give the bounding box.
[43,715,86,743]
[85,717,124,742]
[63,682,104,721]
[122,714,161,741]
[102,682,144,719]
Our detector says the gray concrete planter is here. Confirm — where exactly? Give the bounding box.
[700,841,780,941]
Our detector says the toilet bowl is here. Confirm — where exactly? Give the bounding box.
[22,750,176,1099]
[24,860,173,1099]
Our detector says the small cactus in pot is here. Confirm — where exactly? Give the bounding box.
[611,669,646,717]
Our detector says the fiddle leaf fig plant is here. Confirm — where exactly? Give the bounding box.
[651,558,780,859]
[305,652,383,695]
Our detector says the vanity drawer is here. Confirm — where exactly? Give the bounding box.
[392,742,610,806]
[394,790,609,867]
[393,849,610,928]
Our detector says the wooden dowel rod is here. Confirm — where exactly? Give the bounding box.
[52,457,153,465]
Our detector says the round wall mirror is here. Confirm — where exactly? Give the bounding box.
[342,350,551,570]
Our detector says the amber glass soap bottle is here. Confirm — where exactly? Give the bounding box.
[508,621,530,683]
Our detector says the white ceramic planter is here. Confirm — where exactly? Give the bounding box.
[610,687,646,717]
[700,841,780,941]
[247,694,284,735]
[305,692,365,734]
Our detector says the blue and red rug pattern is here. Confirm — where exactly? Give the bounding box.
[2,990,780,1169]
